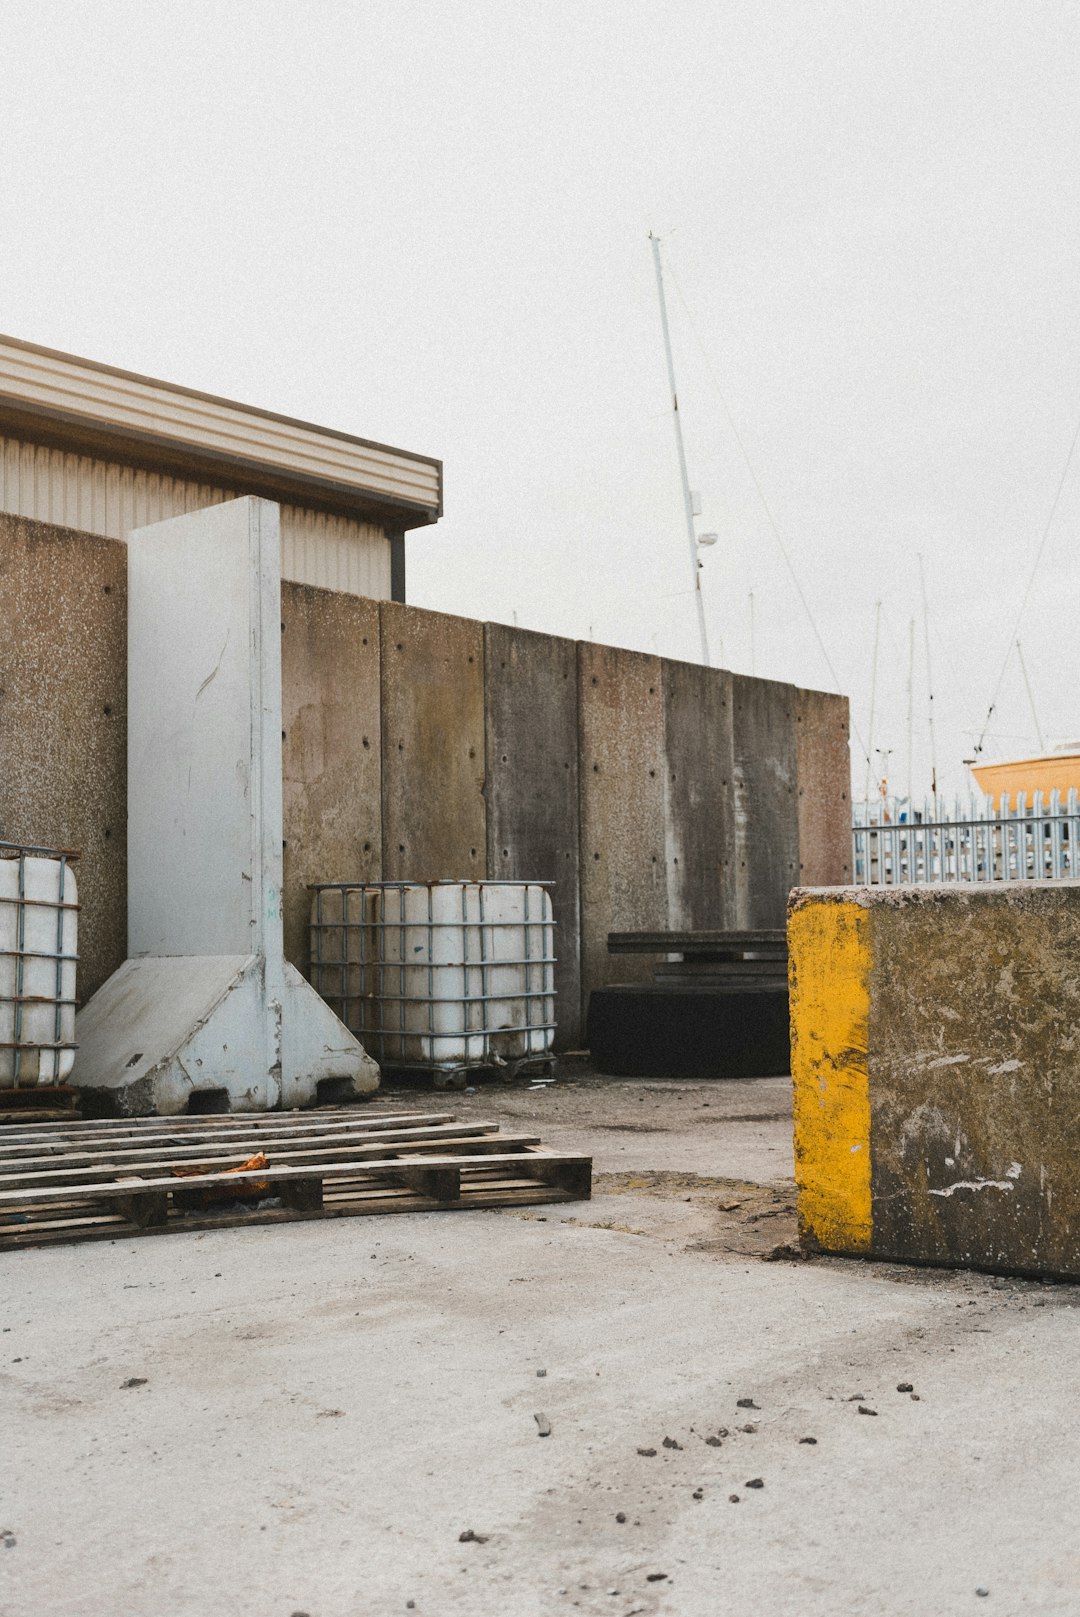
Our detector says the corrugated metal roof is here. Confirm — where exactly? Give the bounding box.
[0,434,392,596]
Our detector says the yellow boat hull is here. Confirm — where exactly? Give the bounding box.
[969,752,1080,806]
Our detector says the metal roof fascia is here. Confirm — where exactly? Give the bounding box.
[0,333,443,527]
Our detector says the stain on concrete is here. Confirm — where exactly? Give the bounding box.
[577,642,667,1025]
[380,601,486,882]
[732,674,799,928]
[662,657,736,930]
[484,621,581,1047]
[280,583,381,973]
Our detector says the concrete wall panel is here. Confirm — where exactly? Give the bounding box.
[485,622,581,1048]
[796,687,852,885]
[0,514,127,1002]
[578,643,667,1020]
[281,583,381,973]
[731,673,799,928]
[662,659,736,930]
[380,600,486,882]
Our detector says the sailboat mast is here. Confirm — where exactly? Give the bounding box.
[864,599,881,805]
[918,554,938,810]
[649,233,710,667]
[905,616,915,805]
[1015,640,1046,753]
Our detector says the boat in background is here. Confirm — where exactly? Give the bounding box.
[968,744,1080,808]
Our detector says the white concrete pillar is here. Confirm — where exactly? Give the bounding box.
[73,498,378,1115]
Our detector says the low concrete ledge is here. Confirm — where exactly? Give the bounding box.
[788,880,1080,1279]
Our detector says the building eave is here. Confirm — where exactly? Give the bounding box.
[0,334,443,530]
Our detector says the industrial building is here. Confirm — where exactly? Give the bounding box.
[0,333,441,600]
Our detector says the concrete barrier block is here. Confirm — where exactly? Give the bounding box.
[789,881,1080,1278]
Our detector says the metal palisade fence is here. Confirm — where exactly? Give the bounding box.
[852,791,1080,886]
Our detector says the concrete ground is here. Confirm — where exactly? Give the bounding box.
[3,1074,1079,1617]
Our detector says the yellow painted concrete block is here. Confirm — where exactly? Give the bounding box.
[789,882,1080,1278]
[788,897,871,1254]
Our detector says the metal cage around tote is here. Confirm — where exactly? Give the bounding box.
[0,840,80,1087]
[307,880,556,1078]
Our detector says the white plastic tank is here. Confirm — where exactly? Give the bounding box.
[308,881,555,1075]
[0,846,79,1085]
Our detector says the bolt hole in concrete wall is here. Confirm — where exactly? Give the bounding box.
[1,514,851,1049]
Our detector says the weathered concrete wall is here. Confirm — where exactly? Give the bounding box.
[662,659,736,930]
[484,623,582,1047]
[731,673,799,928]
[578,643,668,1022]
[790,881,1080,1278]
[281,584,381,972]
[379,601,487,882]
[795,687,852,885]
[2,511,853,1063]
[0,514,127,1002]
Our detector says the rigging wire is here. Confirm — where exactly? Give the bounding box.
[1015,640,1046,752]
[661,256,869,769]
[973,409,1080,756]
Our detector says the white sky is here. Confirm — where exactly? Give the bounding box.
[4,0,1079,800]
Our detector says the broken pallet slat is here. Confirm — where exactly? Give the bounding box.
[0,1122,515,1178]
[0,1109,457,1146]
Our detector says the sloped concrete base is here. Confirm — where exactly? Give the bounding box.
[73,955,378,1116]
[278,961,380,1109]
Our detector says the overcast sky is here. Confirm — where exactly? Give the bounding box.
[4,0,1079,800]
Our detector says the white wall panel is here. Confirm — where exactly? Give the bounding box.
[0,435,390,597]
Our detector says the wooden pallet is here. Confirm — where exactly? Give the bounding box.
[0,1108,591,1249]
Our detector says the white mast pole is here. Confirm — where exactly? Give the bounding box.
[650,232,710,667]
[1016,639,1046,753]
[864,598,882,807]
[918,554,938,812]
[905,616,915,805]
